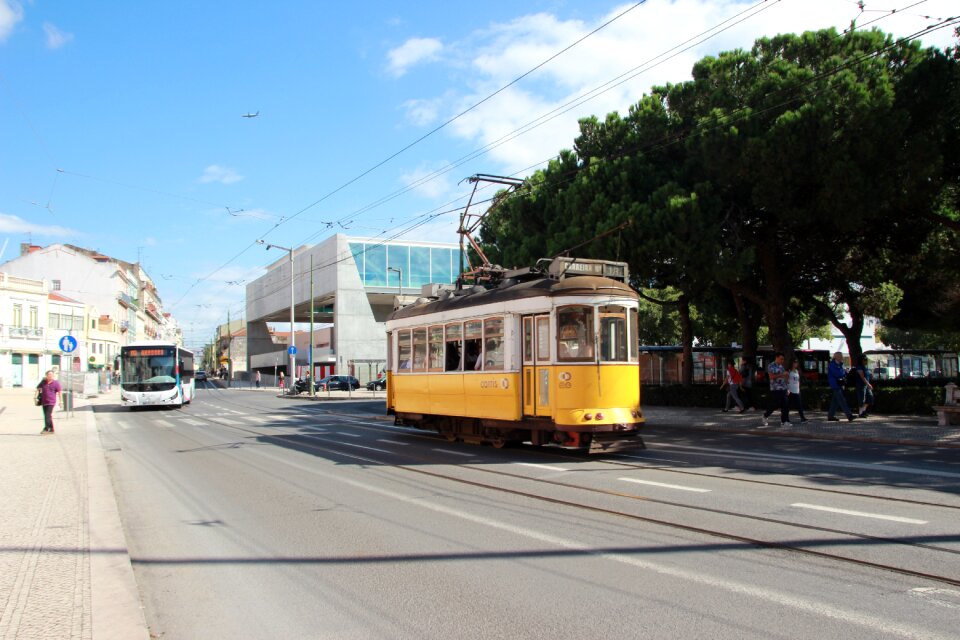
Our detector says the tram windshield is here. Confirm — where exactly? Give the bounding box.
[598,305,629,362]
[557,305,595,361]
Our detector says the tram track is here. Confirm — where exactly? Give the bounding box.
[110,406,960,589]
[150,389,960,511]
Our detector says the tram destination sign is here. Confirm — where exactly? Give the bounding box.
[548,257,628,282]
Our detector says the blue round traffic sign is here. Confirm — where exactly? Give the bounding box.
[288,346,297,355]
[59,335,78,353]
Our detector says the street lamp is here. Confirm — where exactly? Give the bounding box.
[388,266,402,299]
[257,239,296,385]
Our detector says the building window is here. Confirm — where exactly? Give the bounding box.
[409,246,430,288]
[29,306,38,328]
[52,280,61,291]
[13,304,22,327]
[431,248,453,284]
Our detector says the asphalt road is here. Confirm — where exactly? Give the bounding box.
[94,387,960,639]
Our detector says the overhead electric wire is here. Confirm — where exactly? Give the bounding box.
[256,1,650,239]
[192,2,956,332]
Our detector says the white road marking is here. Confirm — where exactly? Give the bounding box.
[306,437,390,454]
[910,588,960,610]
[153,419,174,428]
[335,432,361,438]
[253,448,954,640]
[645,442,960,479]
[376,439,409,446]
[516,462,568,472]
[791,503,928,524]
[182,419,205,427]
[116,421,132,430]
[619,477,711,493]
[433,448,476,457]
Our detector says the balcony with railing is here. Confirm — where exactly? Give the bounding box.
[117,292,139,309]
[7,326,43,339]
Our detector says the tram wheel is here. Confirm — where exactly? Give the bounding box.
[490,438,508,449]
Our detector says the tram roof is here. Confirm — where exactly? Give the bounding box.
[387,275,637,322]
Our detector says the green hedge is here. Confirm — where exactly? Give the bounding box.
[642,384,947,415]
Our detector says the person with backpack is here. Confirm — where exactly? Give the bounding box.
[853,355,874,418]
[35,370,63,435]
[827,352,856,422]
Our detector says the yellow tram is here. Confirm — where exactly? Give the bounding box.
[385,258,645,452]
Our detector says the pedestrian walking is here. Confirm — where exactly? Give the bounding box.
[786,358,808,422]
[35,370,62,434]
[853,355,874,418]
[827,351,856,422]
[720,359,745,412]
[279,371,285,391]
[762,352,789,426]
[738,360,755,410]
[255,370,261,389]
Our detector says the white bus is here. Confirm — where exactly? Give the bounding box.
[119,341,195,408]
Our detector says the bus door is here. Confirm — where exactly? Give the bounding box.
[522,315,552,417]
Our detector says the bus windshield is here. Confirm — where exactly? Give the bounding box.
[121,346,177,392]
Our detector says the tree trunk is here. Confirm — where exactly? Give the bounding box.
[733,293,760,361]
[678,294,694,387]
[755,243,794,364]
[841,308,866,366]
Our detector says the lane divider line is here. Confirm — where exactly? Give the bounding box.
[791,503,928,524]
[619,477,711,493]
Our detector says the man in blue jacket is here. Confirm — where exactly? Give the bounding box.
[827,352,856,422]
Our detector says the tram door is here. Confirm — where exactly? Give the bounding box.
[522,315,552,417]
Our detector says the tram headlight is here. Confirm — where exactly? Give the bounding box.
[583,413,593,421]
[595,412,604,421]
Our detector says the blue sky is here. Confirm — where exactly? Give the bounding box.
[1,0,956,352]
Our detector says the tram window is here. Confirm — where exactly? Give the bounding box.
[464,320,482,371]
[599,305,628,362]
[523,317,533,364]
[397,330,412,371]
[412,328,427,372]
[629,308,638,362]
[428,326,444,371]
[557,305,594,361]
[484,317,504,370]
[536,316,550,362]
[445,323,462,371]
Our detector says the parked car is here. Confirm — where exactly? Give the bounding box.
[366,378,387,391]
[317,375,361,391]
[195,370,207,381]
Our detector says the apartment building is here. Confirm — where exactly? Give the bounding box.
[0,243,182,386]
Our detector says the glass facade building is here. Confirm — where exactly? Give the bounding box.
[350,242,456,289]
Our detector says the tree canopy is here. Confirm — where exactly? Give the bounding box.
[478,27,960,382]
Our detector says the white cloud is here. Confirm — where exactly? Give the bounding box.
[401,97,443,127]
[402,0,960,176]
[0,0,24,42]
[387,37,443,77]
[0,212,77,236]
[198,165,243,185]
[42,22,73,49]
[400,163,456,200]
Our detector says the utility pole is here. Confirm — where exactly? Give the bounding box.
[309,253,315,397]
[227,309,232,387]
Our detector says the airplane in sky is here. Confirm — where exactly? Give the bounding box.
[241,111,259,118]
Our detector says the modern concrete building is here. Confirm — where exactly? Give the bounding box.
[245,234,459,384]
